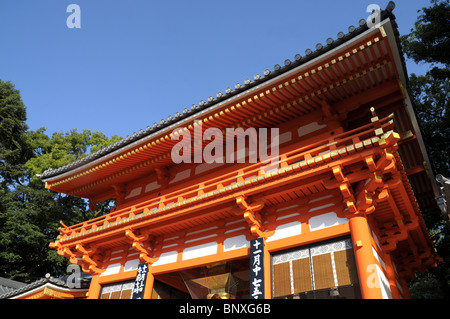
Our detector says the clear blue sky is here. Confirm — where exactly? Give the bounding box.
[0,0,433,140]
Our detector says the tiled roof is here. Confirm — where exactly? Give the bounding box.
[0,273,91,299]
[38,2,399,180]
[0,277,26,296]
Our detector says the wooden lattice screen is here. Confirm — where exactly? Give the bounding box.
[272,238,357,298]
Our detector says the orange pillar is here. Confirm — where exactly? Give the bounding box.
[399,278,411,299]
[87,274,101,299]
[383,252,401,299]
[143,267,154,299]
[349,213,383,299]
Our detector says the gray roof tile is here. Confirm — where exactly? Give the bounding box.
[0,273,92,299]
[38,2,400,181]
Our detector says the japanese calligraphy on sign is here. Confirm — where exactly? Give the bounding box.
[250,238,264,299]
[131,263,148,299]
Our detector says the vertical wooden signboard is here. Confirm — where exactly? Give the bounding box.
[250,238,265,299]
[131,263,149,299]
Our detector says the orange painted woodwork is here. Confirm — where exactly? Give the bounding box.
[42,5,440,299]
[6,280,89,299]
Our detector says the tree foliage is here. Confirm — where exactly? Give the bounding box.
[408,68,450,177]
[401,0,450,66]
[0,79,121,282]
[0,81,31,186]
[401,0,450,299]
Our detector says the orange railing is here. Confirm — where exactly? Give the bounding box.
[57,113,395,240]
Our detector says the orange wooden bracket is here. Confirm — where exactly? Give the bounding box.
[236,195,265,238]
[340,179,378,218]
[365,156,377,172]
[88,201,98,212]
[112,184,126,204]
[125,229,149,242]
[365,173,383,193]
[82,254,98,267]
[62,247,76,260]
[155,166,171,189]
[339,183,353,200]
[332,165,345,182]
[87,265,104,275]
[125,229,156,264]
[236,195,264,212]
[378,131,400,149]
[75,244,97,255]
[73,244,105,275]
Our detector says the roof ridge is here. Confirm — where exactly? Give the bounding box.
[38,2,397,180]
[0,274,72,299]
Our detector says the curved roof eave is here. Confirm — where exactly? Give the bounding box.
[39,3,399,183]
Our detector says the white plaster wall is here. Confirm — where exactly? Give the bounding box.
[376,264,392,299]
[123,258,140,272]
[298,122,327,137]
[223,235,249,252]
[266,221,302,242]
[100,263,121,277]
[169,169,191,184]
[152,250,179,266]
[182,242,218,260]
[125,187,142,199]
[308,212,348,231]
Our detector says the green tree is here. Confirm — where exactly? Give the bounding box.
[401,0,450,66]
[25,128,121,185]
[0,80,122,282]
[407,69,449,178]
[401,0,450,299]
[0,80,32,186]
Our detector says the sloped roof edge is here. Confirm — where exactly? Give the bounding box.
[0,273,91,299]
[39,2,399,181]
